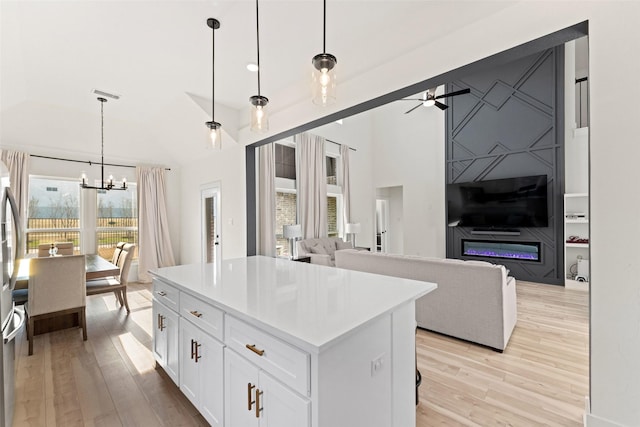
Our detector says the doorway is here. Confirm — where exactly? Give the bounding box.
[201,183,221,264]
[376,186,403,254]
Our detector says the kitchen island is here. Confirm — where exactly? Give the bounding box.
[150,255,436,427]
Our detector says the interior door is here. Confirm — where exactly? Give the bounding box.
[375,199,389,253]
[201,184,221,264]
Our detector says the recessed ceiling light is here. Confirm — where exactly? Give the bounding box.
[246,62,259,72]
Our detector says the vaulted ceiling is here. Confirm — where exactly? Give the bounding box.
[1,1,515,167]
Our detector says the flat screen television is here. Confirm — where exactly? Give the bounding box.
[447,175,548,228]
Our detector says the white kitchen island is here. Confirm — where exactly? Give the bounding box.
[150,256,436,427]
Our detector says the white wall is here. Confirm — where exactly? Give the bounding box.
[370,101,446,258]
[179,143,246,264]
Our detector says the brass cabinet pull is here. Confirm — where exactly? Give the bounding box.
[255,389,263,418]
[194,341,201,363]
[247,383,255,410]
[245,344,265,356]
[158,314,165,331]
[189,310,203,318]
[157,291,167,297]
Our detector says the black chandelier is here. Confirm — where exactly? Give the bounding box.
[80,97,127,191]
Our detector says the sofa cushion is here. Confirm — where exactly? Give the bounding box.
[309,243,328,255]
[336,240,352,250]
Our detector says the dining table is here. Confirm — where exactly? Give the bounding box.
[14,254,121,335]
[15,253,120,289]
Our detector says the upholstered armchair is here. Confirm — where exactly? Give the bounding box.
[296,237,353,266]
[25,254,87,355]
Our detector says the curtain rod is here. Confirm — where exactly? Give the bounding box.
[30,154,171,171]
[326,138,356,152]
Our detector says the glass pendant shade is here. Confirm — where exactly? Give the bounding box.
[311,53,337,106]
[249,95,269,133]
[206,120,222,150]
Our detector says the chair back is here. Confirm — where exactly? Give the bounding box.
[37,243,51,257]
[117,244,136,285]
[111,242,126,265]
[27,254,86,316]
[54,242,74,255]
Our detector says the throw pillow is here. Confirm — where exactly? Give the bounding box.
[336,239,353,250]
[309,244,328,255]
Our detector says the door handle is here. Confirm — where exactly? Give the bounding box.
[255,388,263,418]
[3,307,25,344]
[194,341,201,363]
[158,314,165,331]
[247,383,256,411]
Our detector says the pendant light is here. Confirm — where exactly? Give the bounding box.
[311,0,337,106]
[249,0,269,132]
[80,97,127,191]
[205,18,222,149]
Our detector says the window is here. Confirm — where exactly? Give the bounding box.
[27,177,81,255]
[273,143,343,257]
[97,184,138,260]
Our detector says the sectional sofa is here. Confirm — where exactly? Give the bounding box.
[335,249,517,351]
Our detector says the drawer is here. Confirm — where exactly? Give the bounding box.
[225,315,310,396]
[153,279,179,312]
[180,292,224,341]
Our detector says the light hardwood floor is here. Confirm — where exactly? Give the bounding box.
[13,280,588,426]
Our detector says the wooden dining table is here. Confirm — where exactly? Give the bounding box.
[16,253,120,289]
[15,254,121,335]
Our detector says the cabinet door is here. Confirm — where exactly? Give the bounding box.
[179,318,200,406]
[225,349,260,427]
[152,303,167,366]
[153,302,179,385]
[164,308,180,385]
[259,371,310,427]
[198,332,224,427]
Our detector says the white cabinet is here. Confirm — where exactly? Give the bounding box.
[152,302,179,384]
[224,347,310,427]
[179,317,224,427]
[564,193,589,288]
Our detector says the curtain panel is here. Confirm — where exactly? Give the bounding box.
[258,144,276,257]
[294,133,327,239]
[0,149,29,254]
[136,166,176,283]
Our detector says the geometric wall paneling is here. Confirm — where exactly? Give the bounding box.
[446,47,565,285]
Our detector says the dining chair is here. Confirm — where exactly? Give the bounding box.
[54,242,74,255]
[25,254,87,356]
[111,242,126,266]
[37,243,51,257]
[86,243,135,314]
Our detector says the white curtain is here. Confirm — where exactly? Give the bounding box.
[294,132,327,239]
[136,166,176,283]
[258,144,276,257]
[0,149,29,254]
[340,145,351,226]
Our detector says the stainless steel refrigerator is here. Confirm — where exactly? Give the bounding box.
[0,160,25,427]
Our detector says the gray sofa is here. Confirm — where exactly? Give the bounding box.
[335,249,517,351]
[296,237,353,266]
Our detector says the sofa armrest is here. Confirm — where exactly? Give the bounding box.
[309,254,332,266]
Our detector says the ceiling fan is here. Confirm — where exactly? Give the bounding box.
[400,88,471,114]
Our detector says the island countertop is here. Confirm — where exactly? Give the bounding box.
[150,255,436,352]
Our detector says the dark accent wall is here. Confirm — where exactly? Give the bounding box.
[445,47,565,285]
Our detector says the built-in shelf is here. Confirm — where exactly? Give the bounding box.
[565,218,589,224]
[566,242,589,248]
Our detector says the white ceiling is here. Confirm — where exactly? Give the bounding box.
[0,1,515,166]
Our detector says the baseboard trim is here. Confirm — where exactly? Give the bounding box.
[585,410,627,427]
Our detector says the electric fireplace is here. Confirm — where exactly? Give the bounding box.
[461,239,541,262]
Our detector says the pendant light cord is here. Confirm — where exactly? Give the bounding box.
[323,0,326,53]
[211,21,216,118]
[256,0,262,96]
[100,99,105,185]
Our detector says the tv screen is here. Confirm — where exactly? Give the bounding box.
[447,175,548,228]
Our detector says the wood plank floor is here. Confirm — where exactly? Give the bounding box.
[13,280,588,426]
[416,281,589,426]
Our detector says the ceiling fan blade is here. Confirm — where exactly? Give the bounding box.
[398,98,425,101]
[434,100,448,110]
[404,104,422,114]
[434,88,471,99]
